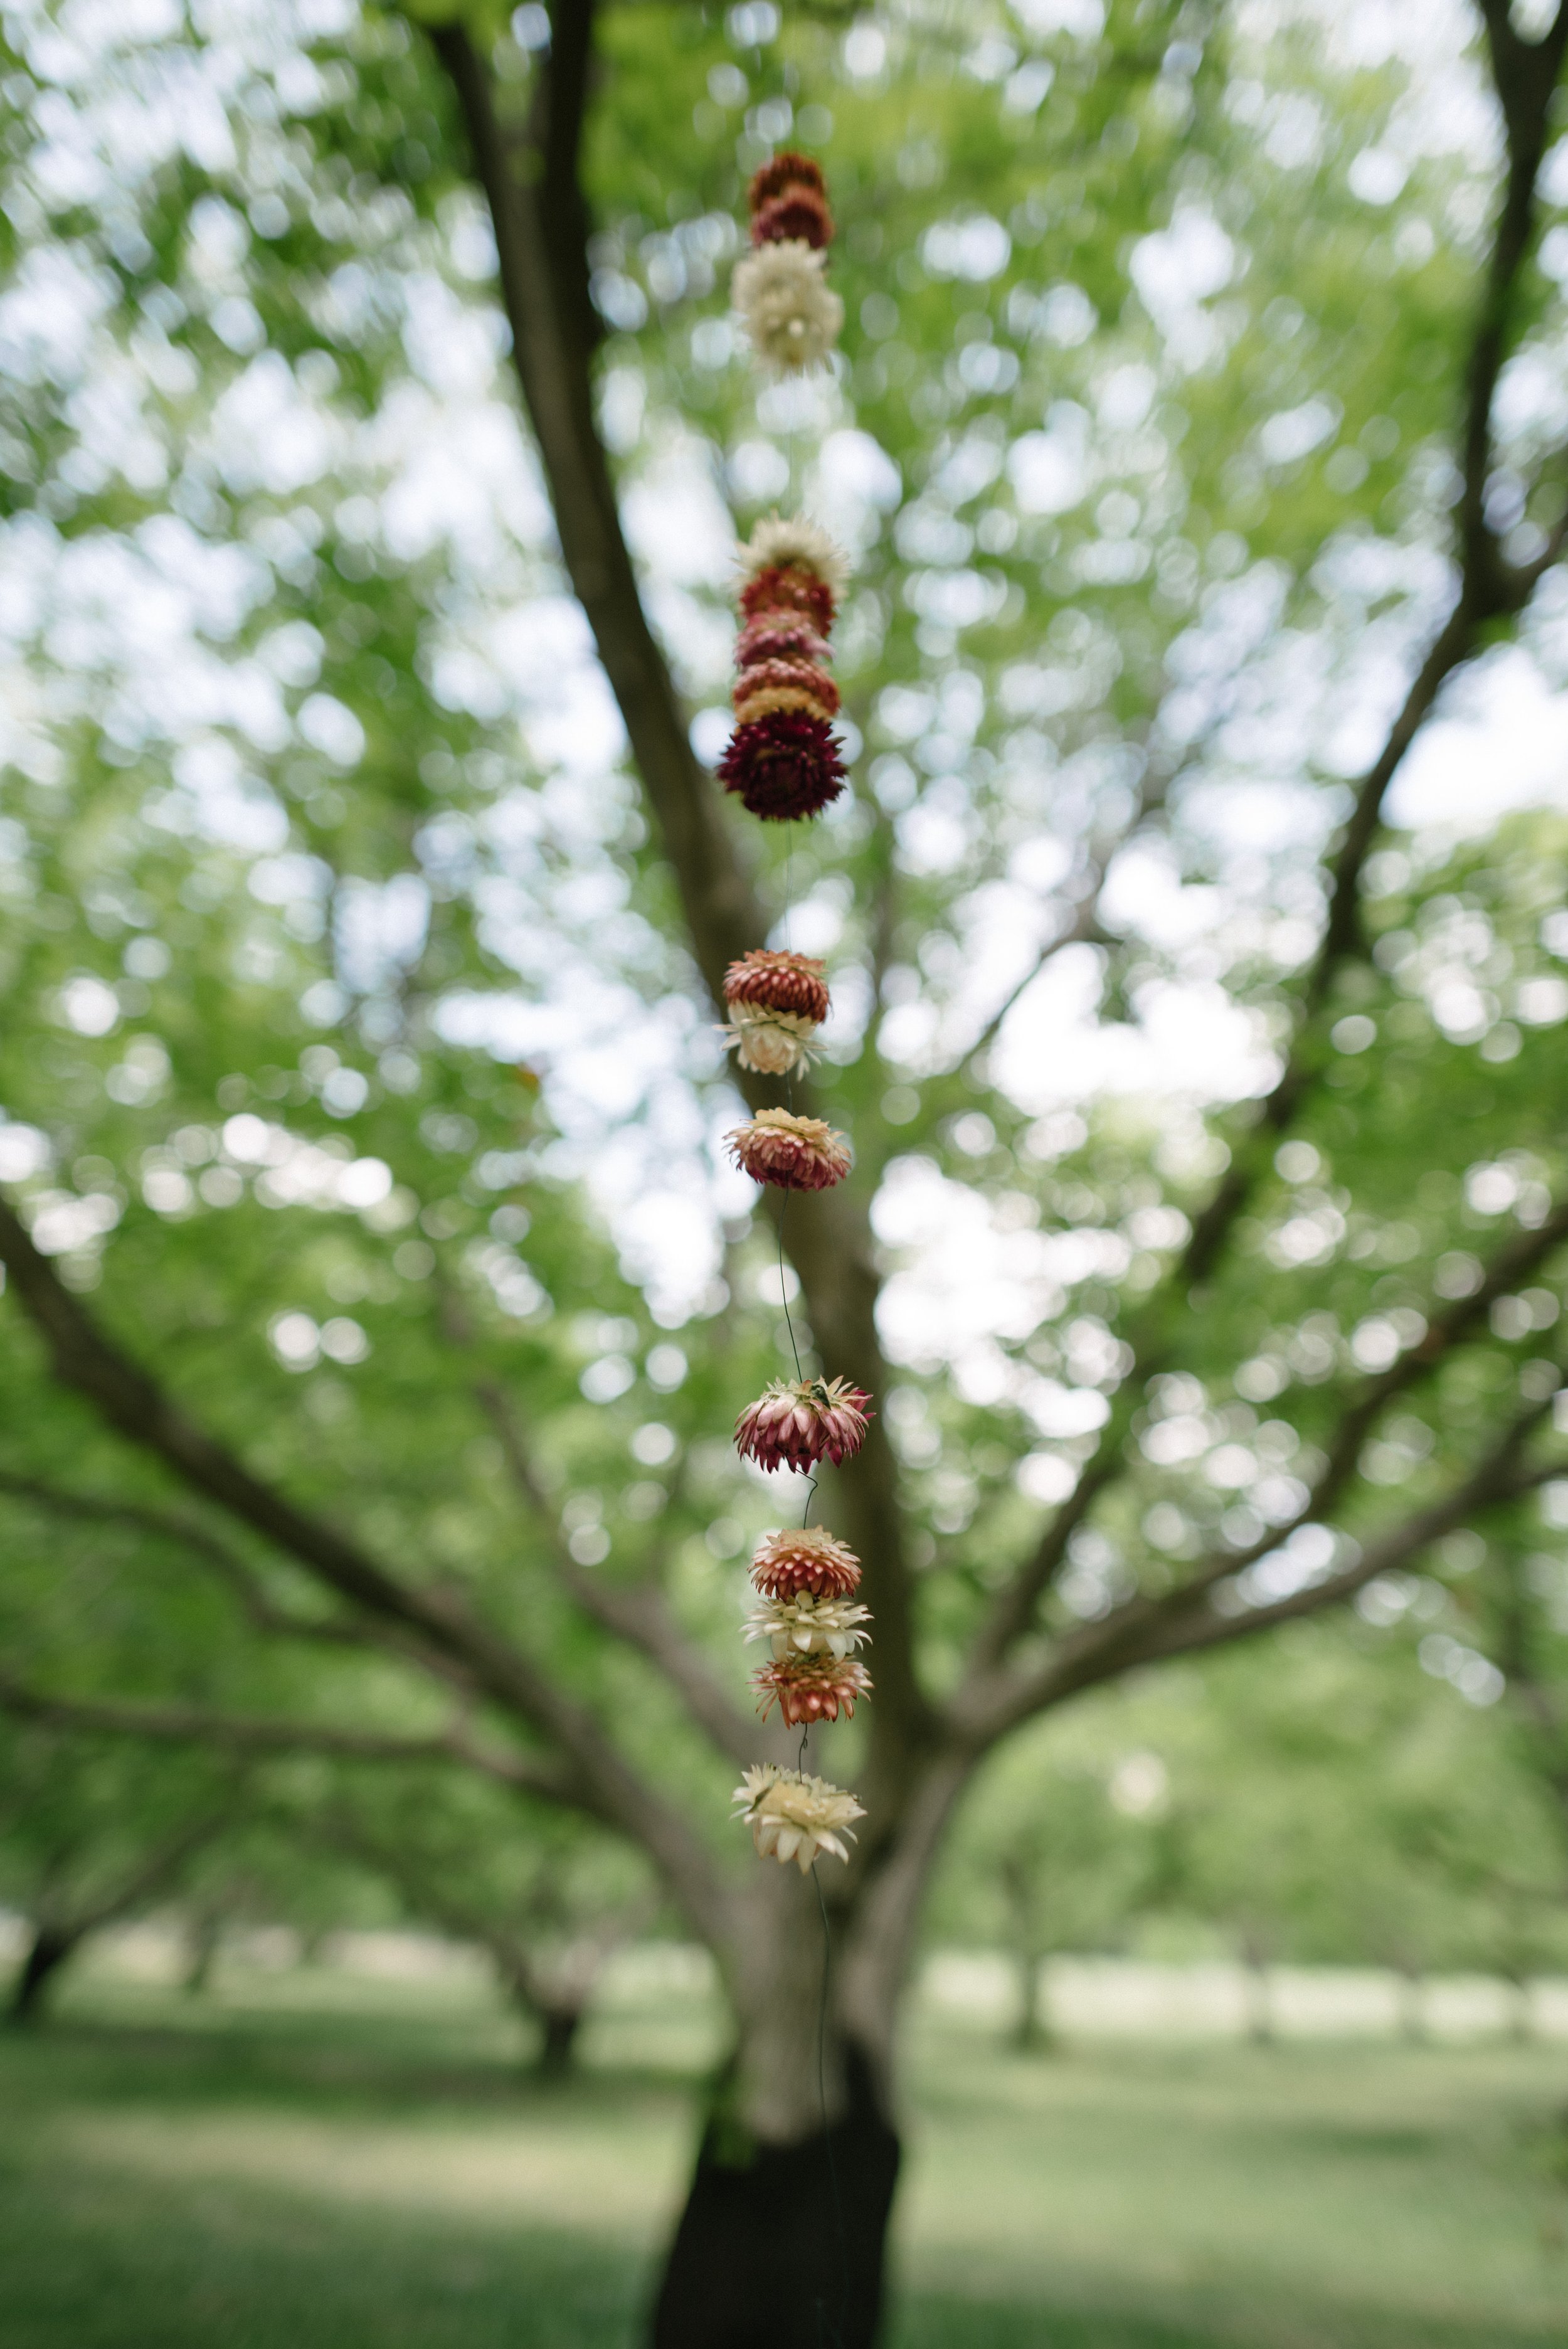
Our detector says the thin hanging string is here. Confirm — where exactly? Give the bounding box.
[812,1859,852,2349]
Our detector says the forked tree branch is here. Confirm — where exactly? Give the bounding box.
[426,8,935,1762]
[965,1187,1568,1736]
[976,17,1568,1668]
[0,1194,733,1940]
[973,1395,1560,1738]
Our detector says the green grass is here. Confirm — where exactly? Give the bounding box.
[1,1959,1565,2348]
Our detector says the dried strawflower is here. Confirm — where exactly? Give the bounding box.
[753,1653,872,1727]
[739,562,836,635]
[718,709,847,822]
[724,950,830,1026]
[734,1376,873,1471]
[734,614,833,671]
[721,1005,820,1076]
[733,241,843,373]
[738,515,850,600]
[748,151,827,211]
[726,1106,852,1190]
[732,1764,864,1872]
[744,1591,872,1661]
[753,186,834,249]
[750,1524,862,1601]
[732,656,840,726]
[748,152,835,252]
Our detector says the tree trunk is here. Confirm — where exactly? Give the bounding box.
[534,2002,583,2081]
[9,1922,80,2024]
[1394,1963,1425,2044]
[1011,1945,1052,2052]
[650,2043,899,2349]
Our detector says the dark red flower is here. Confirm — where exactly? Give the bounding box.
[719,709,846,822]
[748,151,827,209]
[751,189,835,250]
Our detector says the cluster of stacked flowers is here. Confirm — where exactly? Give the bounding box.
[731,150,842,376]
[719,152,871,1875]
[719,516,848,825]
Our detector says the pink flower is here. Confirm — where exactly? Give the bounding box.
[753,1653,872,1727]
[750,1525,862,1601]
[726,1108,851,1192]
[735,1377,874,1473]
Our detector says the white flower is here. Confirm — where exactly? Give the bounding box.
[744,1591,872,1661]
[719,1005,820,1075]
[732,240,844,374]
[731,1766,865,1872]
[738,512,850,595]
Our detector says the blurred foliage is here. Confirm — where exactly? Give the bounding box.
[1,0,1567,1963]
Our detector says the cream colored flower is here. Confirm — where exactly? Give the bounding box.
[744,1591,872,1661]
[731,1765,865,1872]
[732,240,844,373]
[738,514,851,597]
[720,1005,820,1075]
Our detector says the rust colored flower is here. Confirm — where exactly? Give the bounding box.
[726,1107,851,1190]
[719,709,846,822]
[751,188,835,250]
[739,563,836,635]
[748,151,827,210]
[750,1524,862,1601]
[753,1653,872,1727]
[733,658,840,726]
[724,950,831,1025]
[734,1376,874,1473]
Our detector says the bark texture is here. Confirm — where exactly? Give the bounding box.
[650,2049,899,2349]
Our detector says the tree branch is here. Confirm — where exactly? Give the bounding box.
[0,1470,368,1650]
[0,1668,575,1798]
[975,1397,1560,1737]
[973,18,1568,1667]
[475,1378,761,1767]
[425,13,935,1764]
[967,1194,1568,1731]
[0,1194,734,1942]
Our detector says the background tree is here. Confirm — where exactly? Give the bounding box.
[312,1771,657,2076]
[5,3,1568,2341]
[0,1728,237,2022]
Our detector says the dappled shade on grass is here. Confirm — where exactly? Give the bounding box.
[1,1966,1565,2349]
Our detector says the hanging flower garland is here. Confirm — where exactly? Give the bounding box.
[718,149,871,1869]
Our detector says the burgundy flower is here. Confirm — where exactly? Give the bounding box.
[753,1653,872,1727]
[748,151,827,209]
[726,1108,851,1191]
[724,950,830,1026]
[719,709,846,822]
[735,1377,874,1473]
[750,1525,862,1601]
[739,563,837,637]
[751,189,835,249]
